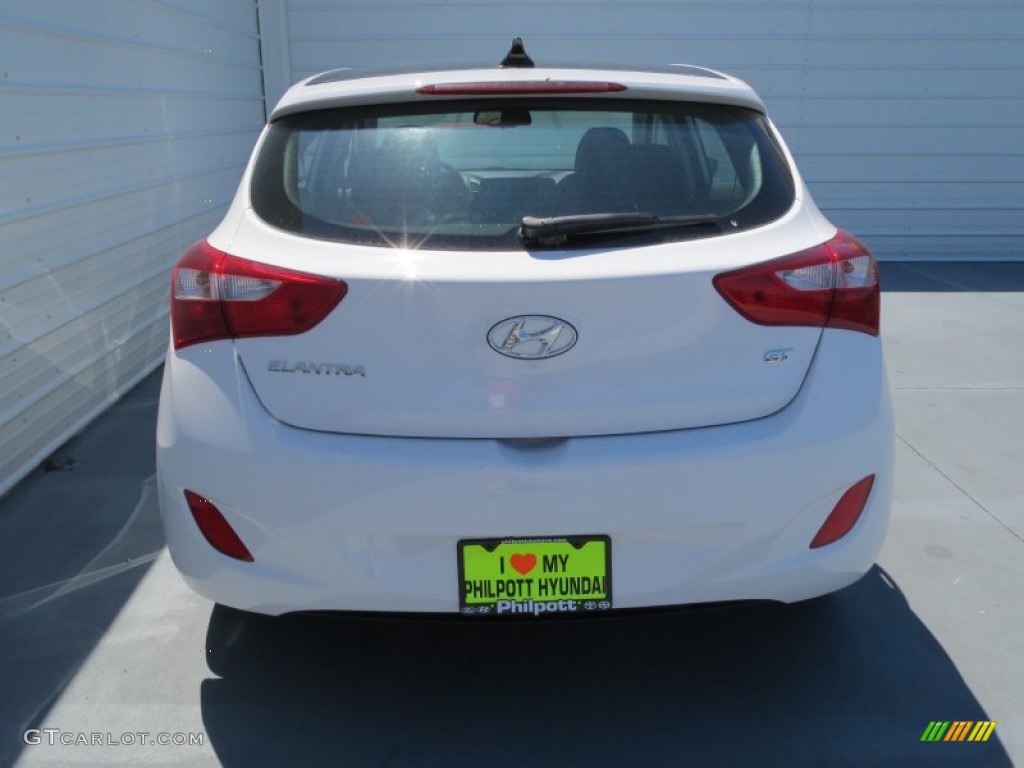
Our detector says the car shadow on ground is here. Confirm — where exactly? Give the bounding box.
[201,567,1011,768]
[0,370,165,766]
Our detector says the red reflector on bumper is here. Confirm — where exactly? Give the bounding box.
[184,490,254,562]
[810,475,875,549]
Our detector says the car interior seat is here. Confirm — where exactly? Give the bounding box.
[557,126,634,214]
[348,127,444,227]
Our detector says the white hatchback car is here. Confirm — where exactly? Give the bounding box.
[157,41,893,617]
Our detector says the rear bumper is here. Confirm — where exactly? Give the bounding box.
[157,330,893,615]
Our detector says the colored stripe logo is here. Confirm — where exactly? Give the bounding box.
[921,721,997,742]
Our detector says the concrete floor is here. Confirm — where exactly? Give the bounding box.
[0,261,1021,767]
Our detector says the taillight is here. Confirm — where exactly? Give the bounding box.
[713,230,880,336]
[171,240,347,350]
[416,81,627,95]
[184,490,254,561]
[809,475,875,549]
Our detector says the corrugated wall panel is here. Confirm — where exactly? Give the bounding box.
[0,0,265,496]
[275,0,1024,260]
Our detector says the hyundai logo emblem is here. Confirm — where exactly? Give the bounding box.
[487,316,578,360]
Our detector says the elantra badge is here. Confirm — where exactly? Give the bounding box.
[487,316,577,360]
[268,360,366,376]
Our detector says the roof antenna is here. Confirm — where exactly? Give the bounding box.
[501,37,535,68]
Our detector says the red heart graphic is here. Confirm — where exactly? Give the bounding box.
[509,553,537,576]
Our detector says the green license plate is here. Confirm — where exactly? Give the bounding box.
[458,535,612,616]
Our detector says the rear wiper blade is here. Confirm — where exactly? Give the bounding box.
[520,212,721,246]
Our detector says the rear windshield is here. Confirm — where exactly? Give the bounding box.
[251,99,794,249]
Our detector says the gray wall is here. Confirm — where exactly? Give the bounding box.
[260,0,1024,261]
[1,0,1021,495]
[0,1,265,496]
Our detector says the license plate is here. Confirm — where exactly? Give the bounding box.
[458,535,611,616]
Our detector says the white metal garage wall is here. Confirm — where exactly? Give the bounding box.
[0,1,265,497]
[260,0,1024,261]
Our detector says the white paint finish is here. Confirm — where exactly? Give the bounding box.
[157,65,894,613]
[273,0,1024,260]
[157,326,893,614]
[237,268,822,437]
[272,65,766,117]
[226,211,828,438]
[0,3,265,497]
[223,79,832,437]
